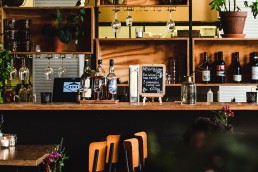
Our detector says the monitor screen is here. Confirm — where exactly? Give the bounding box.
[52,77,81,102]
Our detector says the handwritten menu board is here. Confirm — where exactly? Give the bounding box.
[140,64,166,97]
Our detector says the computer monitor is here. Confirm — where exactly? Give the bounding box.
[52,77,81,102]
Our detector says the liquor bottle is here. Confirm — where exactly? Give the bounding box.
[215,51,226,83]
[19,85,27,102]
[80,58,92,100]
[106,59,117,100]
[251,52,258,83]
[94,59,106,100]
[232,52,242,83]
[201,52,210,83]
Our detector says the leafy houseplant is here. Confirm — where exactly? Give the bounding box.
[0,42,12,103]
[209,0,258,36]
[41,8,86,51]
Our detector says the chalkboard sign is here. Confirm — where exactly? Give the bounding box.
[140,64,166,97]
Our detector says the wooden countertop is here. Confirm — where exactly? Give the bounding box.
[0,144,56,166]
[0,102,258,110]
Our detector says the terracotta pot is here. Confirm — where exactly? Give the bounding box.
[53,38,65,52]
[219,11,247,35]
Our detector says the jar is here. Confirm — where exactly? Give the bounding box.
[181,76,196,104]
[20,29,31,41]
[4,29,20,41]
[19,18,32,30]
[4,18,20,30]
[5,89,14,103]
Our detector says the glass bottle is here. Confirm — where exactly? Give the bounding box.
[94,59,106,100]
[80,58,92,100]
[201,52,211,83]
[26,85,33,102]
[168,57,176,84]
[18,85,27,102]
[251,52,258,83]
[181,76,196,105]
[232,52,242,83]
[106,59,117,100]
[216,51,226,83]
[207,88,213,102]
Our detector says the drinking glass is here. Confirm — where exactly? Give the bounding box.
[126,10,133,27]
[9,57,17,80]
[44,56,54,80]
[18,57,30,82]
[58,56,66,78]
[166,10,175,32]
[111,9,121,33]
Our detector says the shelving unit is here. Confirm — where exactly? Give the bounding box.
[1,7,95,54]
[193,38,258,84]
[96,38,189,83]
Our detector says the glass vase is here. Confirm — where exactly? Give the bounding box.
[181,76,196,104]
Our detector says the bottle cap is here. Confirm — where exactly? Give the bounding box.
[110,59,114,66]
[98,59,102,65]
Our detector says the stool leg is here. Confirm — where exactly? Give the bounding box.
[92,149,99,172]
[107,143,114,172]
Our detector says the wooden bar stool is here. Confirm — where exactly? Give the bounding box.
[88,141,107,172]
[134,131,148,171]
[123,138,140,172]
[106,135,120,172]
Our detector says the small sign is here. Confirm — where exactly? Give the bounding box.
[140,64,166,104]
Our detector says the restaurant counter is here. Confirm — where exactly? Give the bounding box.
[0,102,258,110]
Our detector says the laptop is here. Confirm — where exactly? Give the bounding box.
[52,77,81,102]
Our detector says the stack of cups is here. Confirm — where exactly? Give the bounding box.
[3,18,32,52]
[19,18,32,52]
[3,18,20,52]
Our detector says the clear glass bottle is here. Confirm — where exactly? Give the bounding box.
[18,85,27,102]
[181,76,196,104]
[232,52,242,83]
[26,85,33,102]
[201,52,211,83]
[80,58,92,100]
[94,59,106,100]
[106,59,117,100]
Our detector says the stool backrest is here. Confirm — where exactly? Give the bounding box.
[134,131,148,167]
[88,141,107,172]
[123,138,139,172]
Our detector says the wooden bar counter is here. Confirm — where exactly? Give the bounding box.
[0,102,258,111]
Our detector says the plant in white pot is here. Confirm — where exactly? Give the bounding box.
[209,0,258,37]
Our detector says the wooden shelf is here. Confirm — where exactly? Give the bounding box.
[193,38,258,84]
[1,6,94,54]
[96,38,189,84]
[96,0,188,7]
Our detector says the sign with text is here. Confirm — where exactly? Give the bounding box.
[140,64,166,97]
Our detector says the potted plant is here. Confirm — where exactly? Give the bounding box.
[41,8,86,52]
[0,42,12,103]
[209,0,258,37]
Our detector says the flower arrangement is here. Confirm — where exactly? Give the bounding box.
[214,105,235,125]
[43,138,69,172]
